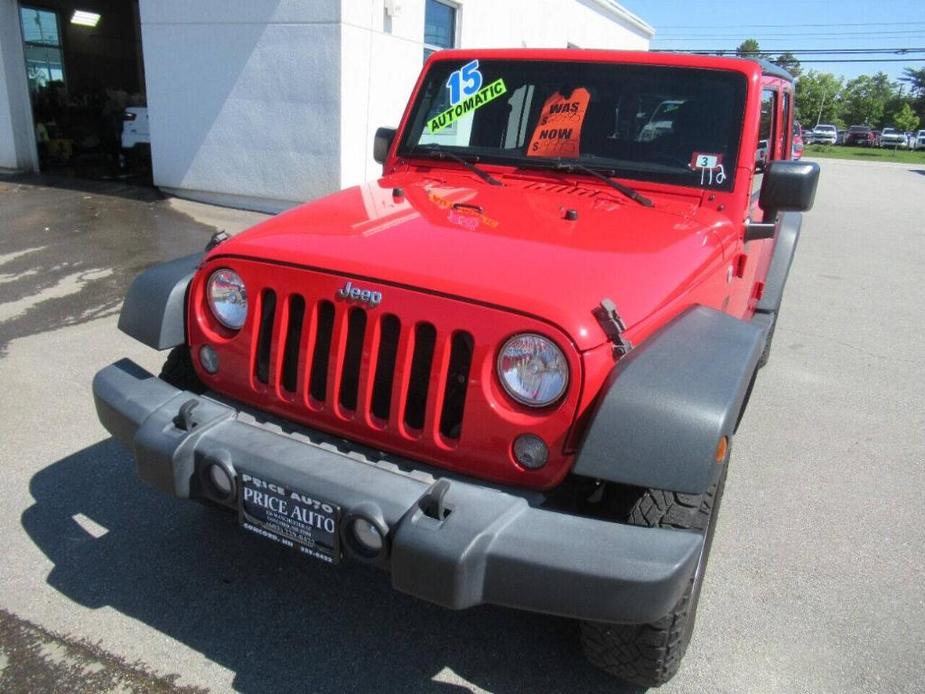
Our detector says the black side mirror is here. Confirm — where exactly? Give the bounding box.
[760,160,820,217]
[374,127,396,164]
[745,160,820,241]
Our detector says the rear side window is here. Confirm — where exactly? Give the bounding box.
[757,88,777,169]
[781,91,792,154]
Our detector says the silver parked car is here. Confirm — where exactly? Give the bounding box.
[879,127,908,148]
[813,124,837,145]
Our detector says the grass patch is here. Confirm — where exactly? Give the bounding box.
[805,144,925,164]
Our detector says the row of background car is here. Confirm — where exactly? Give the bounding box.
[792,121,925,158]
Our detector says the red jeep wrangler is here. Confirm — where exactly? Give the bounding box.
[94,50,818,687]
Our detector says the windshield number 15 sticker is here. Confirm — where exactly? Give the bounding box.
[447,60,483,105]
[691,152,726,186]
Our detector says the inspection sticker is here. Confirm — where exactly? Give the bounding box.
[691,152,726,186]
[427,78,508,133]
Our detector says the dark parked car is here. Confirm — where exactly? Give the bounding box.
[845,125,874,146]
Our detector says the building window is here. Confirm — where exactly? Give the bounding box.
[19,7,66,95]
[424,0,456,62]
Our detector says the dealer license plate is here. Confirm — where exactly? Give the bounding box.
[238,471,341,564]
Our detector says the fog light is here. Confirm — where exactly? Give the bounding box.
[513,434,548,469]
[351,518,384,554]
[208,463,234,500]
[200,345,219,374]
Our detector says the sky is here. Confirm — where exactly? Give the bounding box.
[620,0,925,84]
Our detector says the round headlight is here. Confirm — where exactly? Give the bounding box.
[497,333,568,407]
[207,268,248,330]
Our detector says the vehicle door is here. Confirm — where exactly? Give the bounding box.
[730,80,785,317]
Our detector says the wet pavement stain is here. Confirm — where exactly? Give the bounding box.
[0,175,217,357]
[0,608,206,694]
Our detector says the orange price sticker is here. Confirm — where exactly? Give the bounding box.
[527,88,591,159]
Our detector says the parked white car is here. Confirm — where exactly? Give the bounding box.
[121,107,150,150]
[812,124,837,145]
[879,127,907,148]
[914,130,925,150]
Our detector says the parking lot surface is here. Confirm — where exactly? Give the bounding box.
[0,160,923,693]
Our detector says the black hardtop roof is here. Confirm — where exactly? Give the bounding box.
[651,52,795,81]
[757,59,794,81]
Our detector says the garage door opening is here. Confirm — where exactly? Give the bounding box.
[19,0,150,184]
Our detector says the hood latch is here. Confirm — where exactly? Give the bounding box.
[592,298,633,357]
[206,230,230,251]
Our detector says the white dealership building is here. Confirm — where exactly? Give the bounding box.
[0,0,653,211]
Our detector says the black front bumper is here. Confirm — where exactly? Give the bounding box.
[92,359,703,624]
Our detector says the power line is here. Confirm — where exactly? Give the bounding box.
[797,58,925,63]
[655,31,925,39]
[655,22,925,29]
[654,48,925,55]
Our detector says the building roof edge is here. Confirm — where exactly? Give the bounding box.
[586,0,655,39]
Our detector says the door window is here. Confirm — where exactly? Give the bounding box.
[757,88,777,171]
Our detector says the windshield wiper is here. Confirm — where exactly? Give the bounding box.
[552,161,653,207]
[408,144,503,186]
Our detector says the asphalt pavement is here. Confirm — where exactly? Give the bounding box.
[0,161,922,693]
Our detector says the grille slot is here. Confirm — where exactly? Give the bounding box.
[404,322,436,431]
[338,307,367,412]
[309,301,335,402]
[371,314,401,420]
[439,331,474,440]
[281,295,305,393]
[254,289,277,384]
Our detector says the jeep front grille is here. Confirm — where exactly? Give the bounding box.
[251,288,473,442]
[188,259,581,489]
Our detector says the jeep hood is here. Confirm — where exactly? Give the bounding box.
[211,171,730,351]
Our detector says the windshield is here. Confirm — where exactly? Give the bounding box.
[398,59,747,191]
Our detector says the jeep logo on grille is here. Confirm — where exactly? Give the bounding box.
[336,280,382,307]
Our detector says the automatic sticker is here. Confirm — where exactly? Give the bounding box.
[427,60,508,133]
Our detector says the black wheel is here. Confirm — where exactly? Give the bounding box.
[580,456,728,688]
[159,346,204,393]
[757,310,779,369]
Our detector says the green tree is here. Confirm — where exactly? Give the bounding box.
[842,72,896,127]
[735,39,768,59]
[900,67,925,100]
[794,70,844,126]
[899,66,925,124]
[772,52,802,78]
[893,102,920,132]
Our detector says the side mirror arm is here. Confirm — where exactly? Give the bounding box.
[744,218,777,242]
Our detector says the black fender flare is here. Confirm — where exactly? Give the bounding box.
[572,306,765,495]
[117,253,203,350]
[757,211,802,315]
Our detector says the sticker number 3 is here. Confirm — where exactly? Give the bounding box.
[696,154,718,169]
[447,60,483,105]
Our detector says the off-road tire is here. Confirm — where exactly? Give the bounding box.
[757,311,778,368]
[580,460,728,688]
[158,346,204,393]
